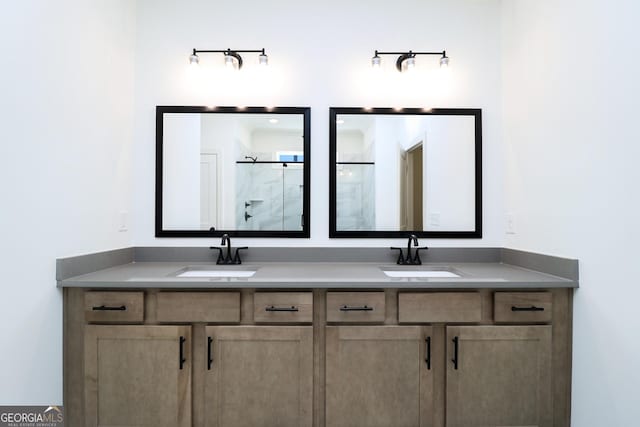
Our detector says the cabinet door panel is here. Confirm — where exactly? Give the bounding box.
[326,326,434,427]
[84,325,191,427]
[446,326,552,427]
[204,326,313,427]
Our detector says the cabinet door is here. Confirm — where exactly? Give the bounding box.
[84,325,191,427]
[204,326,313,427]
[326,326,434,427]
[446,326,552,427]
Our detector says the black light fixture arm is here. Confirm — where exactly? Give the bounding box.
[193,48,266,54]
[190,48,267,69]
[372,49,449,72]
[374,50,446,56]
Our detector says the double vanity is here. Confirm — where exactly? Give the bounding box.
[57,105,575,426]
[58,246,577,427]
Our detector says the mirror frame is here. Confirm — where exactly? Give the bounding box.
[329,107,482,238]
[156,106,311,238]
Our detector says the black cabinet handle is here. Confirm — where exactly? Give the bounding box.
[425,337,431,370]
[207,337,213,370]
[451,336,459,370]
[92,305,126,311]
[340,305,374,311]
[511,305,544,312]
[265,306,299,312]
[179,336,186,370]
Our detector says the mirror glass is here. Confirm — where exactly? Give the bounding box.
[157,107,310,237]
[330,108,481,238]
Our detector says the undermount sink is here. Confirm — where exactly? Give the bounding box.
[382,267,461,278]
[174,266,257,278]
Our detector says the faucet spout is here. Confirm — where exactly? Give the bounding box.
[407,234,419,262]
[221,234,232,261]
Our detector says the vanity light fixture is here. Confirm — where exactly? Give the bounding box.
[188,48,269,70]
[371,50,449,72]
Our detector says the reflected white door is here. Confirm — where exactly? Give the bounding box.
[200,154,218,230]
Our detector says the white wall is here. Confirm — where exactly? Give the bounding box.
[0,1,136,404]
[132,0,504,247]
[502,0,640,425]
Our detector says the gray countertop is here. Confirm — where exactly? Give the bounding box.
[57,260,577,289]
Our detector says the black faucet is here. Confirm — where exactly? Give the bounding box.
[210,234,248,265]
[391,235,429,265]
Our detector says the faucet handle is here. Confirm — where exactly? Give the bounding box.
[233,247,248,264]
[413,247,429,265]
[210,247,225,264]
[390,247,405,265]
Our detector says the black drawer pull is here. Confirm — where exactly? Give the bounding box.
[425,337,431,370]
[340,305,373,311]
[451,336,459,370]
[92,305,126,311]
[265,306,299,312]
[207,337,213,370]
[511,305,544,312]
[179,336,186,370]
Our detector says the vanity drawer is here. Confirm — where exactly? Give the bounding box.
[253,292,313,323]
[326,292,385,323]
[494,292,553,323]
[398,292,482,323]
[157,292,240,323]
[84,291,144,323]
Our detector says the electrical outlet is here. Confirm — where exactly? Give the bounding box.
[506,213,516,234]
[119,211,128,232]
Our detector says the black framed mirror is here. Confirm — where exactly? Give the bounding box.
[156,106,311,237]
[329,107,482,238]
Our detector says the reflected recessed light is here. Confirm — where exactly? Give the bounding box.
[269,118,279,124]
[336,119,345,124]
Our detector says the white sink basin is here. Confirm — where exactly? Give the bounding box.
[175,268,257,278]
[382,270,460,278]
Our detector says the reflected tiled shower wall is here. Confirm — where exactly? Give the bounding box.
[236,163,303,230]
[336,164,375,230]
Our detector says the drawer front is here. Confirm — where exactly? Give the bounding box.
[157,292,240,323]
[84,292,144,323]
[326,292,386,323]
[398,292,482,323]
[494,292,553,323]
[254,292,313,323]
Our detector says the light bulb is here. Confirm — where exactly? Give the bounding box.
[189,54,199,66]
[440,55,450,68]
[225,55,235,69]
[405,57,416,71]
[371,55,381,68]
[258,53,269,66]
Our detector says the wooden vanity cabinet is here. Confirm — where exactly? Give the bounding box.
[204,326,313,427]
[65,288,572,427]
[84,325,192,427]
[445,325,552,427]
[325,326,435,427]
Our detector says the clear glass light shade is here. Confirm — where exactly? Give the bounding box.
[258,53,269,66]
[405,57,416,70]
[225,55,236,68]
[440,56,450,68]
[371,55,381,68]
[189,54,199,66]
